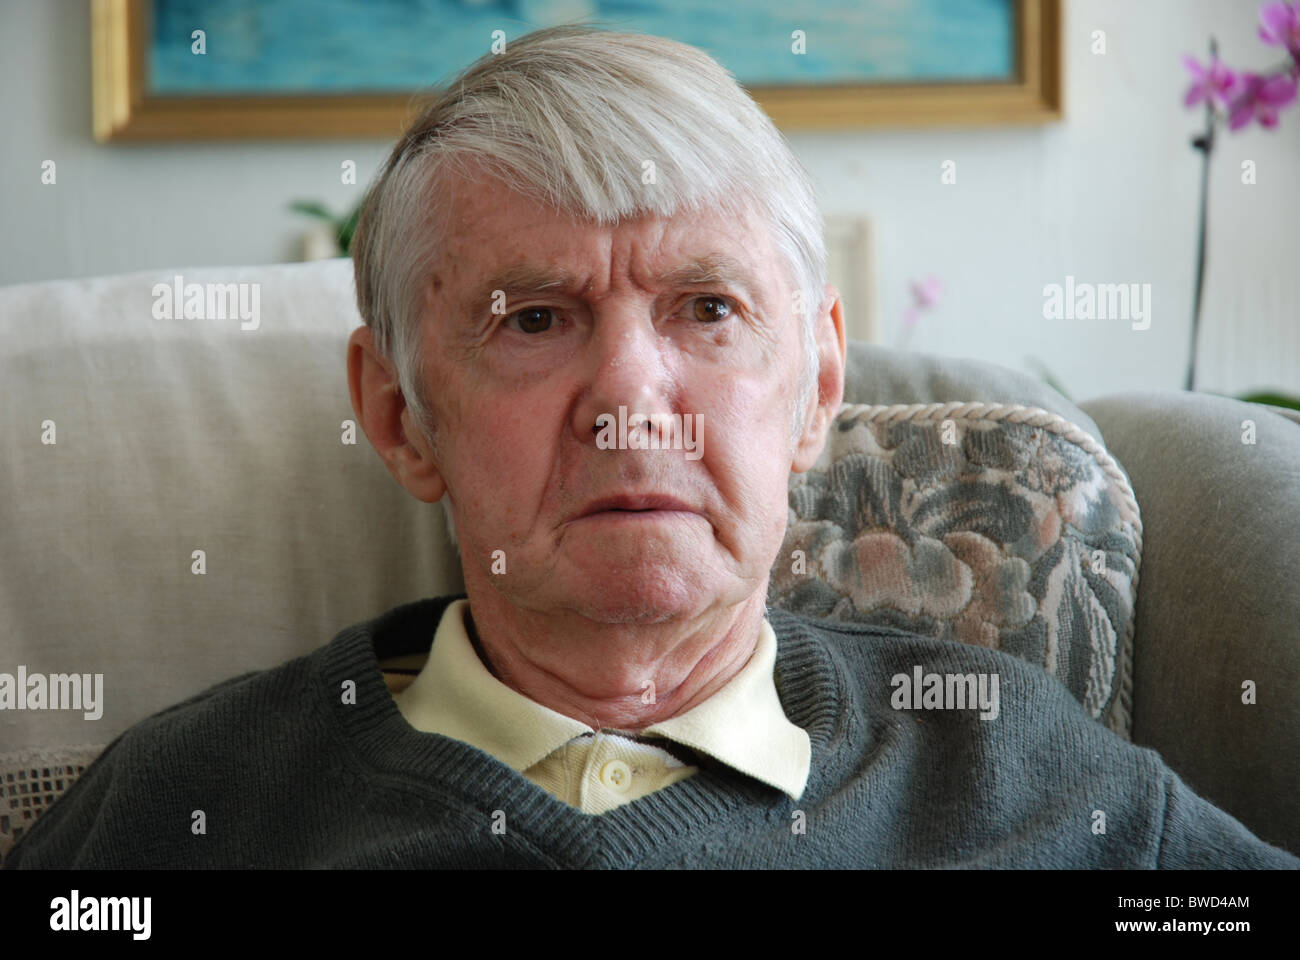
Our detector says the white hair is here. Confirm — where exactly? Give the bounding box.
[351,24,827,548]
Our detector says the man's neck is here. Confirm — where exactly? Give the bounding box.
[461,591,767,731]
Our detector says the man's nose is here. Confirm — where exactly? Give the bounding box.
[571,312,677,448]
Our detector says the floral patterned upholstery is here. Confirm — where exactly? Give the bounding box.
[769,402,1142,737]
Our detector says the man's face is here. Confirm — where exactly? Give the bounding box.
[413,167,834,625]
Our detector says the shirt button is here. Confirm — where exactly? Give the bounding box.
[599,759,633,793]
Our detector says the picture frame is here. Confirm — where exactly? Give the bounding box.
[92,0,1061,141]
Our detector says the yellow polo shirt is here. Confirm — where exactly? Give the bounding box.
[388,599,810,815]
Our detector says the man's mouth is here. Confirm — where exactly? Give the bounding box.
[573,494,695,520]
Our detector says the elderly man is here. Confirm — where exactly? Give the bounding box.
[6,26,1296,870]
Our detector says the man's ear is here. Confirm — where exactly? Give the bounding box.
[346,325,447,503]
[791,284,846,474]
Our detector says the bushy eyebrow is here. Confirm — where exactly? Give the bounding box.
[460,264,578,315]
[657,254,762,297]
[457,253,761,316]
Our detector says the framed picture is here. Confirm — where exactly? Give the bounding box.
[93,0,1061,141]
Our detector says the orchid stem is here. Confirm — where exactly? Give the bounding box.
[1186,37,1218,393]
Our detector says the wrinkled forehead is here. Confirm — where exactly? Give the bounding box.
[430,163,787,307]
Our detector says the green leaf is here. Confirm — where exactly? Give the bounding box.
[289,200,335,221]
[1235,391,1300,411]
[336,204,361,256]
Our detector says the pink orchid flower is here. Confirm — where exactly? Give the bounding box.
[1258,1,1300,63]
[1183,54,1241,108]
[1228,70,1299,129]
[902,275,942,329]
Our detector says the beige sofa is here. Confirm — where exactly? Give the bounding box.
[2,258,1296,862]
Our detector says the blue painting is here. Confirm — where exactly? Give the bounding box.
[149,0,1017,95]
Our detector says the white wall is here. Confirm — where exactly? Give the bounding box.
[2,0,1296,402]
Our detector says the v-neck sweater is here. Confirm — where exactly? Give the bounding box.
[4,595,1296,868]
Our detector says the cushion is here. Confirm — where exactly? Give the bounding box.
[0,260,464,760]
[844,343,1105,444]
[768,401,1142,737]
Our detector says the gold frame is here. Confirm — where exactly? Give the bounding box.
[92,0,1061,142]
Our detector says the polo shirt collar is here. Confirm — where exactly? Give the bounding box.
[392,599,810,800]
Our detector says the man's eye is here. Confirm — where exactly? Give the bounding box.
[692,296,731,323]
[507,307,556,334]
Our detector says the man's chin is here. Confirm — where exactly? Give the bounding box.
[556,562,710,625]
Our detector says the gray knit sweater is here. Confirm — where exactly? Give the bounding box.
[5,595,1296,868]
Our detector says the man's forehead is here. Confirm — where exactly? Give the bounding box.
[435,170,782,308]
